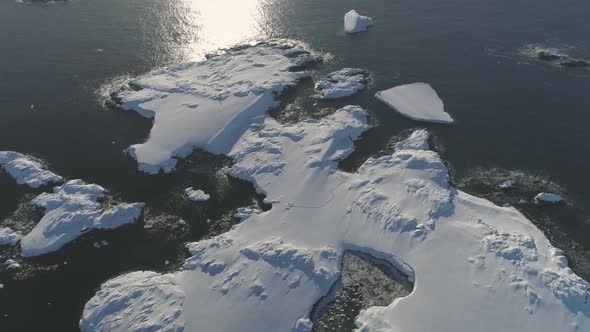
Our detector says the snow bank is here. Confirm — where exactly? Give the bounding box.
[184,187,210,202]
[21,179,144,257]
[82,104,589,332]
[344,10,374,34]
[115,43,319,174]
[315,68,368,99]
[375,83,454,124]
[0,151,63,188]
[535,192,562,204]
[0,227,22,245]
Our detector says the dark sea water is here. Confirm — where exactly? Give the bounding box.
[1,0,590,330]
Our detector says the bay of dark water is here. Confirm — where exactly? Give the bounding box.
[1,0,590,330]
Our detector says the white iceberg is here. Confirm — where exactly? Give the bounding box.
[394,129,430,151]
[534,192,562,204]
[375,83,454,124]
[0,151,63,188]
[344,10,374,34]
[0,227,22,245]
[20,179,145,257]
[115,43,318,174]
[82,101,590,332]
[315,68,368,99]
[184,187,210,202]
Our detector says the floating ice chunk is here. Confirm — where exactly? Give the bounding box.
[20,179,144,257]
[0,227,22,245]
[344,10,374,34]
[0,151,63,188]
[114,43,318,174]
[4,259,21,270]
[315,68,368,99]
[534,192,562,204]
[499,180,515,189]
[184,187,210,202]
[375,83,454,124]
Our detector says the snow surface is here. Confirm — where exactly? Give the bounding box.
[315,68,368,99]
[344,10,374,34]
[82,100,590,332]
[0,151,63,188]
[535,192,562,204]
[116,43,318,174]
[0,227,22,246]
[21,179,145,257]
[184,187,210,202]
[375,83,455,124]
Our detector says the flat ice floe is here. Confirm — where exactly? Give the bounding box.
[0,151,63,188]
[344,10,374,34]
[0,227,22,246]
[535,192,562,204]
[115,43,319,174]
[315,68,368,99]
[21,179,145,257]
[184,187,210,202]
[375,83,455,124]
[83,93,590,331]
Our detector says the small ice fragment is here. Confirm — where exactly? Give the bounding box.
[0,227,23,246]
[97,49,104,52]
[93,242,101,248]
[184,187,210,202]
[534,193,562,204]
[4,259,21,270]
[100,240,109,246]
[499,180,514,189]
[344,10,374,34]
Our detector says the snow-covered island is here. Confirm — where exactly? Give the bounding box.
[20,179,145,257]
[314,68,368,99]
[184,187,210,202]
[81,43,590,332]
[0,151,63,188]
[375,83,455,124]
[344,10,374,34]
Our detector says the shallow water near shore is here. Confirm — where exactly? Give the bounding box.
[1,0,590,330]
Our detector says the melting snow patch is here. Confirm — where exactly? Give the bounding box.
[375,83,454,124]
[20,179,144,257]
[184,187,210,202]
[0,227,22,245]
[315,68,368,99]
[344,10,374,34]
[0,151,63,188]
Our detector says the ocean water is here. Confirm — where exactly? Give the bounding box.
[1,0,590,330]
